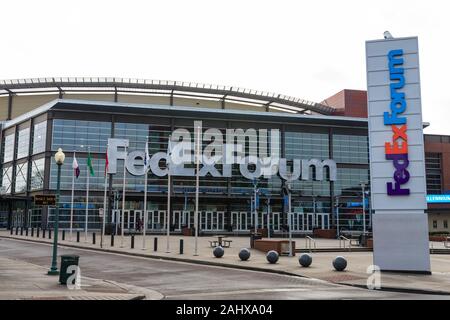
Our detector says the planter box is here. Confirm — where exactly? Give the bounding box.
[182,228,193,236]
[429,236,449,242]
[313,229,337,239]
[367,238,373,248]
[254,239,295,256]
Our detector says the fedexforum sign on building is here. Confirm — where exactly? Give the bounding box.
[0,35,449,272]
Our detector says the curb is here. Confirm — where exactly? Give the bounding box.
[3,235,450,296]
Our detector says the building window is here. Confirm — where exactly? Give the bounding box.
[14,162,28,193]
[16,128,30,159]
[2,133,15,163]
[333,134,369,164]
[425,153,442,194]
[433,220,438,229]
[52,119,111,153]
[444,220,448,229]
[285,131,329,159]
[33,121,47,154]
[30,158,45,191]
[1,166,13,194]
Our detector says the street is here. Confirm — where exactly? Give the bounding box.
[0,238,448,300]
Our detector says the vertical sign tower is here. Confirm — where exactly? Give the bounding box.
[366,36,431,273]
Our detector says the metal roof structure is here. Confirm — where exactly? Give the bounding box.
[0,77,336,115]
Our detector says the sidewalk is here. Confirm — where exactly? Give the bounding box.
[2,230,450,295]
[0,255,163,300]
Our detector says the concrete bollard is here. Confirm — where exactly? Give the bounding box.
[62,230,65,241]
[76,231,80,242]
[213,246,225,258]
[154,237,158,252]
[266,250,279,264]
[93,232,96,245]
[131,235,134,249]
[179,239,184,255]
[333,256,347,272]
[239,248,251,261]
[299,254,313,267]
[111,234,114,247]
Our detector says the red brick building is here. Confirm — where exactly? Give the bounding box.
[322,90,450,233]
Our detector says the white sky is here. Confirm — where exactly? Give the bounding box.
[1,0,449,134]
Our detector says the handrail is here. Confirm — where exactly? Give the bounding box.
[305,236,316,252]
[339,235,351,252]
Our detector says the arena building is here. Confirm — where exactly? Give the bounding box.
[0,78,448,236]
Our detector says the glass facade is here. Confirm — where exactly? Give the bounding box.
[3,133,15,163]
[0,109,378,233]
[1,166,12,194]
[333,134,369,164]
[425,153,442,194]
[32,121,47,154]
[30,158,45,191]
[16,128,30,159]
[14,162,28,193]
[52,119,111,153]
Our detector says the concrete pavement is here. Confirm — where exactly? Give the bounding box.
[1,237,448,300]
[1,230,450,296]
[0,255,163,300]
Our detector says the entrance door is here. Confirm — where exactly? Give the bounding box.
[316,213,330,229]
[291,213,304,231]
[305,213,314,231]
[172,211,182,231]
[231,212,248,231]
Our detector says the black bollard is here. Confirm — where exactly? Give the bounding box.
[154,237,158,252]
[92,232,96,245]
[25,228,28,236]
[131,235,134,249]
[37,227,40,238]
[10,227,13,235]
[111,234,114,247]
[20,227,23,236]
[42,229,46,238]
[31,227,34,237]
[179,239,184,255]
[48,229,52,239]
[15,227,18,235]
[62,230,65,241]
[76,231,80,242]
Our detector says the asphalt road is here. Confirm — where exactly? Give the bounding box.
[0,238,447,300]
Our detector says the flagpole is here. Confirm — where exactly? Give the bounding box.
[194,125,200,256]
[166,135,171,253]
[70,152,75,241]
[85,151,90,242]
[121,146,127,247]
[142,139,149,250]
[101,147,108,249]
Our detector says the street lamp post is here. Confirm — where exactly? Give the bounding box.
[361,182,366,235]
[335,196,340,238]
[48,148,65,275]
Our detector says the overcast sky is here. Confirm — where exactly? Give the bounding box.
[1,0,448,134]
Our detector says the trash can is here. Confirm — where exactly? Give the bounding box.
[59,255,80,285]
[250,232,262,248]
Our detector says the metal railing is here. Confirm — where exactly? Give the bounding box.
[339,235,351,252]
[305,236,316,252]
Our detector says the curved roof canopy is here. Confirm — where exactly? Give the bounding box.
[0,77,336,115]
